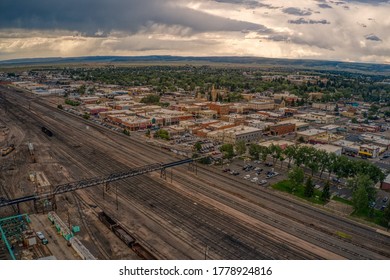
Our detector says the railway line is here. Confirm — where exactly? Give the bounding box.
[1,86,390,259]
[2,91,325,259]
[42,111,318,259]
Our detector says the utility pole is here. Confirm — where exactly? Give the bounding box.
[204,245,209,260]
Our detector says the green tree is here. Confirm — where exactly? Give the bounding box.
[283,145,297,168]
[154,129,170,140]
[383,204,390,229]
[305,148,320,176]
[140,94,161,104]
[297,136,305,143]
[145,129,151,137]
[220,144,234,159]
[259,146,270,163]
[288,167,304,191]
[194,141,202,152]
[317,150,330,178]
[249,144,260,159]
[321,180,331,202]
[269,144,282,166]
[352,185,369,215]
[304,176,314,198]
[77,84,86,95]
[82,113,90,120]
[348,174,376,203]
[235,140,247,156]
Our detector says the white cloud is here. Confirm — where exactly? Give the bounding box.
[0,0,389,63]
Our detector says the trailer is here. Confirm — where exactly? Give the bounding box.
[132,243,157,260]
[98,211,117,230]
[112,225,135,247]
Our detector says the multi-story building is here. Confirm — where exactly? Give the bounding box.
[312,103,336,111]
[208,103,230,116]
[248,101,275,111]
[207,126,262,144]
[269,123,296,136]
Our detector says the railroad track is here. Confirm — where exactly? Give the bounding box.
[191,166,390,258]
[14,102,319,259]
[2,86,390,259]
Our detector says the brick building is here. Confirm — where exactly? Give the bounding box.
[270,123,296,136]
[208,103,230,116]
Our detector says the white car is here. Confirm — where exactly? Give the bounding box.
[244,175,251,180]
[259,179,268,185]
[251,177,259,183]
[36,231,48,245]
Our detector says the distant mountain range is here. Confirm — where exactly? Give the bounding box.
[1,55,389,73]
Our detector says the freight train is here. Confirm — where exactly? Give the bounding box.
[41,126,53,137]
[98,211,156,259]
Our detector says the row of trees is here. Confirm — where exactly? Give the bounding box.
[248,143,384,183]
[288,167,331,202]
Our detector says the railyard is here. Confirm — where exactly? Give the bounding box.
[1,85,390,260]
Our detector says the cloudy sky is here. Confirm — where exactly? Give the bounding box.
[0,0,389,63]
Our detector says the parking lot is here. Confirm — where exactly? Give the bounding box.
[221,159,288,188]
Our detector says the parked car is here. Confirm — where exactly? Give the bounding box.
[244,175,251,180]
[258,180,268,186]
[266,172,279,179]
[383,197,389,203]
[222,168,230,173]
[332,177,341,183]
[36,231,48,245]
[251,177,259,183]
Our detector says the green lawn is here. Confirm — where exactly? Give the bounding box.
[272,180,325,205]
[332,196,353,205]
[272,180,389,228]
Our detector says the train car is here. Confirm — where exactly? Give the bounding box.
[98,211,117,230]
[132,243,157,260]
[41,126,53,137]
[112,225,135,247]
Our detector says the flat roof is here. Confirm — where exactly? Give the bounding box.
[297,129,326,136]
[314,144,342,153]
[321,124,340,130]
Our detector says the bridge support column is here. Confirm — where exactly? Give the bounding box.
[160,168,166,180]
[188,162,197,175]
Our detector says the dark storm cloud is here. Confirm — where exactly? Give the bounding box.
[282,7,312,16]
[318,3,333,8]
[265,34,334,50]
[365,34,382,41]
[0,0,267,36]
[288,18,330,24]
